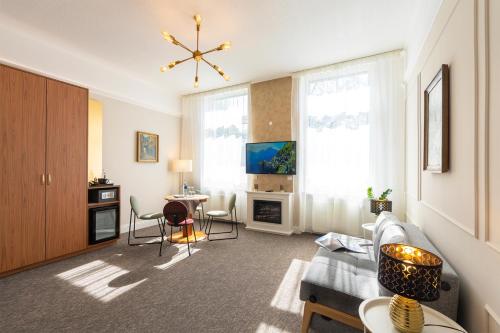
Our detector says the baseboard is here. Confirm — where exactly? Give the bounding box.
[245,225,293,236]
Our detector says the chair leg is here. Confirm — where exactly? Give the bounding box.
[128,209,133,245]
[185,227,191,256]
[169,225,173,244]
[207,210,238,241]
[157,218,164,256]
[207,216,214,240]
[235,209,239,239]
[200,204,205,231]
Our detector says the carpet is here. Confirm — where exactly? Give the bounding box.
[0,222,342,332]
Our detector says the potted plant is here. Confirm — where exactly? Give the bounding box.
[367,187,392,215]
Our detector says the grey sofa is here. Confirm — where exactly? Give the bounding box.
[299,212,459,332]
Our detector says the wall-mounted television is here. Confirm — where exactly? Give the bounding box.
[246,141,296,175]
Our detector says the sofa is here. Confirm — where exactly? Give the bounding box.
[299,212,460,332]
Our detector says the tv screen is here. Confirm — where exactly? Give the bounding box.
[246,141,296,175]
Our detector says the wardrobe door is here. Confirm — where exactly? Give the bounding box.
[46,79,88,259]
[0,65,46,272]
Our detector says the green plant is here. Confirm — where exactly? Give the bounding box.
[367,187,374,200]
[367,187,392,201]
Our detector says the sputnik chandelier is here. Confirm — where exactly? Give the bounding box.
[160,14,231,88]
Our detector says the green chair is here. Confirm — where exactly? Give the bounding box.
[128,196,165,256]
[194,189,206,231]
[205,193,238,241]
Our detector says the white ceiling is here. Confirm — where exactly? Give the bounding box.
[0,0,441,114]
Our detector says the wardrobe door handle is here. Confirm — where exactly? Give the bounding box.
[41,174,45,185]
[47,174,52,185]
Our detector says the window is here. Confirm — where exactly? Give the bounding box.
[305,71,370,197]
[201,88,248,191]
[294,53,404,234]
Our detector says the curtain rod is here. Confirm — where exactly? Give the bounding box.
[292,49,404,76]
[182,82,250,98]
[182,48,404,97]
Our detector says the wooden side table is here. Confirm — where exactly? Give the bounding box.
[359,297,466,333]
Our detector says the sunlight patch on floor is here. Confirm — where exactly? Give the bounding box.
[270,258,310,315]
[154,243,200,270]
[255,322,292,333]
[56,260,147,303]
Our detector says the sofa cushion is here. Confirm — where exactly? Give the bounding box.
[300,246,379,317]
[375,223,407,263]
[373,211,399,237]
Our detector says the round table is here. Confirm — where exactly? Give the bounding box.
[164,194,209,244]
[362,223,375,239]
[359,297,466,333]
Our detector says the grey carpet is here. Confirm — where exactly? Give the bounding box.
[0,222,345,332]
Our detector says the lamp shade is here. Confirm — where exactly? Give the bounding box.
[171,159,192,173]
[378,243,442,302]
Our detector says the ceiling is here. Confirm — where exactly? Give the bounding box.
[0,0,441,113]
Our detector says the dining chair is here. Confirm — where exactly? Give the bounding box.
[128,196,165,256]
[195,189,206,231]
[163,201,197,256]
[205,193,238,241]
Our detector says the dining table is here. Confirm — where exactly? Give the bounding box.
[164,194,209,244]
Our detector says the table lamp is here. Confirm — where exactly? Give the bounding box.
[170,159,192,194]
[378,243,443,333]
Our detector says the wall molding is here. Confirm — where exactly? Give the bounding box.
[407,0,459,82]
[419,199,476,238]
[485,304,500,331]
[483,0,492,245]
[417,72,422,201]
[417,0,479,239]
[473,0,480,239]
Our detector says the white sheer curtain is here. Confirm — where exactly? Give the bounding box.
[292,52,405,235]
[181,85,250,221]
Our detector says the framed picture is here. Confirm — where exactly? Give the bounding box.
[137,131,159,163]
[424,64,450,173]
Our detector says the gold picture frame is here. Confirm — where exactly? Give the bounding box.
[137,131,159,163]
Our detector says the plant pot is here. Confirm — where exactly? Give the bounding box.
[370,199,392,216]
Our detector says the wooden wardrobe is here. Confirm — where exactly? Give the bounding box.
[0,65,88,274]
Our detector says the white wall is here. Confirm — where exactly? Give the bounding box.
[405,0,500,331]
[0,14,179,116]
[96,94,181,232]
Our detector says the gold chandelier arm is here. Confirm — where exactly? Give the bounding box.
[201,47,220,56]
[174,40,194,54]
[175,56,193,66]
[194,61,199,87]
[201,57,217,70]
[202,58,230,81]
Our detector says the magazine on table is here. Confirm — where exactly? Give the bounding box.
[315,232,368,253]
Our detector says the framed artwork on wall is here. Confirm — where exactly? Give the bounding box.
[424,64,450,173]
[137,131,159,163]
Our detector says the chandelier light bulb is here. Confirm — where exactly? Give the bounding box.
[161,31,174,43]
[194,77,199,88]
[223,74,230,81]
[220,41,231,50]
[194,14,202,26]
[160,66,168,72]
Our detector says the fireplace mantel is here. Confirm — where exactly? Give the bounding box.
[246,191,294,235]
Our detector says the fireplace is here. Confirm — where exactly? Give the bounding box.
[246,191,293,235]
[253,200,282,224]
